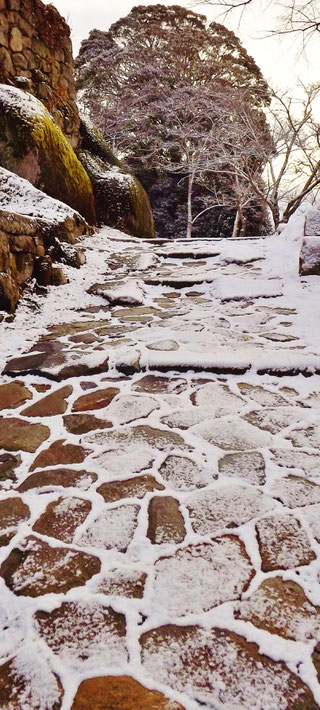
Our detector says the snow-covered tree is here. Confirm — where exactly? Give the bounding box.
[76,5,271,237]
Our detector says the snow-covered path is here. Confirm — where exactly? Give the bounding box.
[1,227,320,709]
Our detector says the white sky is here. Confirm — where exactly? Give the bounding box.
[43,0,319,91]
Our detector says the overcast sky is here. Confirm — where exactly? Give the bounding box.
[43,0,318,91]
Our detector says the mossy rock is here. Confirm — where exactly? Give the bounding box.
[0,85,96,225]
[79,118,155,238]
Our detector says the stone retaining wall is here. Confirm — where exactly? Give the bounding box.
[0,0,79,147]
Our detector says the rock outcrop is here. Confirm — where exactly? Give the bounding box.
[300,209,320,275]
[0,167,89,311]
[0,0,80,147]
[79,118,155,238]
[0,85,96,224]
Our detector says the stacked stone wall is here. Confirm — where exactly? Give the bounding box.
[0,0,79,147]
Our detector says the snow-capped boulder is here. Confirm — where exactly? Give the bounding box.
[0,85,96,224]
[79,118,155,238]
[0,167,90,312]
[300,209,320,275]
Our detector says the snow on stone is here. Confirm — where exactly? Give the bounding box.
[151,538,253,616]
[187,484,275,536]
[193,417,272,450]
[78,504,140,552]
[106,394,160,425]
[0,166,83,223]
[214,276,283,301]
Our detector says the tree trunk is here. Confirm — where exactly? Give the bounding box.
[186,173,194,239]
[232,205,242,238]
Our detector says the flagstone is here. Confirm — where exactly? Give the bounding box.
[18,468,97,492]
[152,537,253,616]
[235,577,320,641]
[63,413,112,434]
[255,515,316,571]
[193,417,272,450]
[35,601,127,668]
[0,536,101,596]
[79,504,140,552]
[0,381,32,411]
[244,407,303,434]
[141,625,317,709]
[71,676,185,710]
[147,496,186,544]
[83,425,188,452]
[0,416,50,453]
[0,654,63,709]
[29,439,88,471]
[32,496,91,543]
[106,394,160,424]
[133,374,187,394]
[218,451,266,485]
[190,381,244,414]
[21,385,73,417]
[72,387,119,412]
[270,449,320,474]
[187,485,274,536]
[159,454,214,490]
[98,475,164,503]
[269,475,320,508]
[286,424,320,449]
[0,452,21,485]
[91,567,147,598]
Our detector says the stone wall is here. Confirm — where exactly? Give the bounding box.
[0,0,79,147]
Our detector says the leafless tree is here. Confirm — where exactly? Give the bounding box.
[213,83,320,228]
[193,0,320,46]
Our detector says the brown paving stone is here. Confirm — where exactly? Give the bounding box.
[46,320,111,338]
[3,339,109,381]
[270,449,320,474]
[98,475,164,503]
[18,468,97,492]
[159,454,213,490]
[244,407,302,435]
[0,416,50,453]
[21,385,73,417]
[72,387,119,413]
[80,381,98,390]
[256,515,316,571]
[0,381,32,411]
[147,496,186,544]
[0,497,29,534]
[0,452,21,485]
[287,425,320,449]
[63,413,112,435]
[0,536,101,596]
[133,375,187,394]
[69,332,100,344]
[235,577,320,641]
[71,676,185,710]
[93,567,147,598]
[79,504,140,552]
[270,475,320,507]
[187,485,274,536]
[84,425,188,452]
[32,383,51,392]
[238,383,287,406]
[32,496,92,543]
[141,624,318,709]
[0,656,63,709]
[218,451,266,485]
[152,537,253,616]
[35,601,127,667]
[29,439,88,472]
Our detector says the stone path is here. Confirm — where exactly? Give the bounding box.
[1,228,320,708]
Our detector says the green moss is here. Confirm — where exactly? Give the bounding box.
[31,113,96,224]
[0,89,96,225]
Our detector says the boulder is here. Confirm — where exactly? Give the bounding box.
[0,167,90,311]
[79,118,155,238]
[300,237,320,276]
[0,85,96,224]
